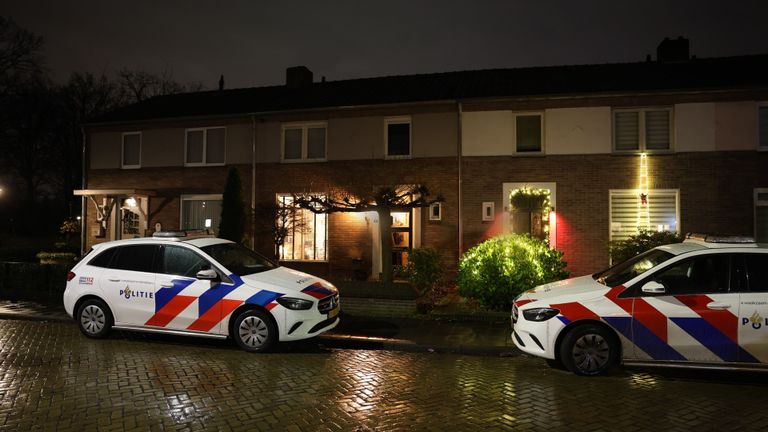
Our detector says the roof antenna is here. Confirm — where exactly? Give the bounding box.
[219,75,225,91]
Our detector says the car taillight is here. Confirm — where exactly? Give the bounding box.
[67,271,76,282]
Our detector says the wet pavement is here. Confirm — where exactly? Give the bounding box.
[0,319,766,431]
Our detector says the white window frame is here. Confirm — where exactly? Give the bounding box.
[384,116,412,159]
[513,112,545,154]
[184,127,226,167]
[281,122,328,162]
[180,194,223,231]
[612,107,674,153]
[608,189,680,243]
[756,188,768,242]
[429,202,442,221]
[758,103,768,151]
[276,193,329,262]
[121,132,141,169]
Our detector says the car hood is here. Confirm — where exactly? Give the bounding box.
[516,275,609,305]
[240,266,338,297]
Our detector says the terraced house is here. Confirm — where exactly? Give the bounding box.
[78,40,768,284]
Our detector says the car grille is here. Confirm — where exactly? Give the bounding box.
[318,294,339,314]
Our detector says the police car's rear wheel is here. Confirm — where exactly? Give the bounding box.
[560,324,617,376]
[233,309,276,352]
[77,299,112,339]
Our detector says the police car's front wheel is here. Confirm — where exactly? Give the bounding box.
[77,299,113,339]
[233,309,276,352]
[560,324,618,376]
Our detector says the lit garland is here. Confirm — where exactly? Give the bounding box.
[509,188,551,234]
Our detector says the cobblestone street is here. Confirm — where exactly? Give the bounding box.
[0,319,766,431]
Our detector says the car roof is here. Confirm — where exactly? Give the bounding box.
[655,238,764,256]
[91,236,233,250]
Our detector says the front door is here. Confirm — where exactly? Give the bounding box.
[632,253,740,363]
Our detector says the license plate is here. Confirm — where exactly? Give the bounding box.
[328,307,339,318]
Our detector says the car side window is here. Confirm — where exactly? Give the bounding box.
[161,245,210,278]
[109,245,159,273]
[89,247,117,268]
[651,254,730,295]
[745,253,768,292]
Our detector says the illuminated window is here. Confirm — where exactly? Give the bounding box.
[609,189,679,242]
[515,113,543,153]
[122,132,141,169]
[282,123,327,162]
[277,195,328,261]
[613,108,672,152]
[385,117,411,158]
[185,127,226,165]
[181,194,222,234]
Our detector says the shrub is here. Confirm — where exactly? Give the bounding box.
[457,234,569,311]
[406,248,443,295]
[609,229,683,264]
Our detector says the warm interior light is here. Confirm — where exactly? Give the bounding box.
[125,197,137,207]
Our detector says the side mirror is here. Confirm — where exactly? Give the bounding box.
[641,281,666,294]
[196,269,219,280]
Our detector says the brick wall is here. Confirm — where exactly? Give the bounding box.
[341,297,417,318]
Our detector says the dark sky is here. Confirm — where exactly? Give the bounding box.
[6,0,768,90]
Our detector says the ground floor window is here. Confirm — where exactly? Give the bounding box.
[181,194,222,234]
[609,189,679,242]
[277,194,328,261]
[756,189,768,242]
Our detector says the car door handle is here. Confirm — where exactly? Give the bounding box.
[108,278,120,282]
[706,302,731,310]
[160,282,174,288]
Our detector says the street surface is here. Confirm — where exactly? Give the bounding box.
[0,319,766,431]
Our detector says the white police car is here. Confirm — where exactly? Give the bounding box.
[63,231,340,352]
[512,234,768,375]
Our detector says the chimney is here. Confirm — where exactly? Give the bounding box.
[657,37,690,62]
[218,75,224,91]
[286,66,313,89]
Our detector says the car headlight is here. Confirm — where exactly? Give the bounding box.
[276,297,313,310]
[522,307,560,322]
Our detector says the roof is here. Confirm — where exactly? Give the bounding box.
[91,54,768,124]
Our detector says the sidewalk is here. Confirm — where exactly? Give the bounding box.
[0,299,519,356]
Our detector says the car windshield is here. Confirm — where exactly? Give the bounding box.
[593,248,675,287]
[201,243,278,276]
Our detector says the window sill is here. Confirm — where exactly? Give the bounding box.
[184,162,226,167]
[384,155,412,160]
[280,158,327,163]
[121,165,141,170]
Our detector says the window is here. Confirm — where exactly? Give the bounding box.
[744,253,768,292]
[515,113,543,153]
[185,127,225,165]
[429,202,442,221]
[181,195,222,234]
[613,108,672,152]
[650,254,731,295]
[89,247,117,268]
[760,106,768,150]
[277,195,328,261]
[110,245,159,273]
[122,132,141,168]
[282,123,327,162]
[756,189,768,243]
[161,245,210,278]
[385,117,411,158]
[609,189,679,242]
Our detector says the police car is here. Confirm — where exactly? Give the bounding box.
[512,233,768,375]
[63,231,340,352]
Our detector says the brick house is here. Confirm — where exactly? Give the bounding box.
[78,46,768,283]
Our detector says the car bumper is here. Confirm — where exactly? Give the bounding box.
[512,319,558,360]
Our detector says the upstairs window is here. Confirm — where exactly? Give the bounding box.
[759,106,768,150]
[122,132,141,169]
[385,117,411,158]
[282,123,327,162]
[515,113,543,153]
[185,127,225,166]
[614,108,672,152]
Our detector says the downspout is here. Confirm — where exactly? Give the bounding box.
[251,115,257,250]
[80,126,87,257]
[457,102,463,260]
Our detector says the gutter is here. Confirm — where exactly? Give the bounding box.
[80,126,87,257]
[251,115,257,249]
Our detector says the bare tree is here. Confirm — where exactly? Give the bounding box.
[0,16,45,98]
[117,68,204,103]
[293,185,442,285]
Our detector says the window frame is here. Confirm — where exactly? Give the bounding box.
[513,112,545,154]
[758,103,768,151]
[180,194,223,233]
[608,189,680,243]
[384,116,412,159]
[429,202,442,221]
[184,127,227,167]
[280,122,328,163]
[276,193,329,262]
[755,188,768,242]
[121,132,142,169]
[612,107,674,153]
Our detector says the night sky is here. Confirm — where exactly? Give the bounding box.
[6,0,768,90]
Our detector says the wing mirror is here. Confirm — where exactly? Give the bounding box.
[196,269,219,280]
[641,281,666,294]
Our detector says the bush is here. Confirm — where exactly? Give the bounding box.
[457,234,569,311]
[406,248,443,295]
[609,229,683,264]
